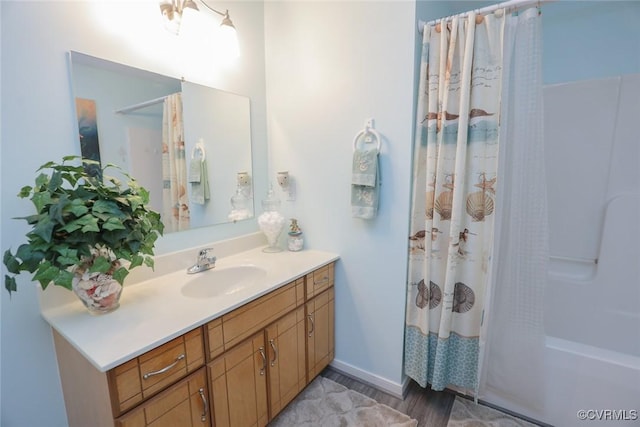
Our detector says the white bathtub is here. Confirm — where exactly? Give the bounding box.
[485,335,640,426]
[540,336,640,426]
[538,194,640,426]
[484,196,640,427]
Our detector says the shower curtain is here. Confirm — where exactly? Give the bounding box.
[405,11,504,391]
[479,6,547,410]
[405,6,547,401]
[162,93,190,232]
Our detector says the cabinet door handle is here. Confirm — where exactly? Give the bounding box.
[142,354,185,380]
[315,277,329,286]
[269,339,278,367]
[198,387,208,422]
[259,346,267,376]
[308,314,315,337]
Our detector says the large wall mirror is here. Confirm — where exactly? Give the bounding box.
[68,51,254,234]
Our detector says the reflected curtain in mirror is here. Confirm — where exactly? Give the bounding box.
[75,97,103,179]
[162,93,190,232]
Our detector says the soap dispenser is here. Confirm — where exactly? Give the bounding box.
[287,218,304,251]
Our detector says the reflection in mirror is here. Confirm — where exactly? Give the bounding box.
[68,51,254,233]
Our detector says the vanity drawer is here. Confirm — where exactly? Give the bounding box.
[115,367,209,427]
[305,262,334,299]
[108,327,205,416]
[219,278,304,351]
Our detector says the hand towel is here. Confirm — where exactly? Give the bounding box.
[351,148,380,219]
[351,148,378,186]
[189,158,210,205]
[188,157,201,182]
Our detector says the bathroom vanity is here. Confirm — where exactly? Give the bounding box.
[40,242,338,427]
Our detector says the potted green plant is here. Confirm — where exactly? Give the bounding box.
[3,155,164,314]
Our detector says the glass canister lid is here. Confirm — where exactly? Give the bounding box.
[230,187,248,210]
[261,185,281,212]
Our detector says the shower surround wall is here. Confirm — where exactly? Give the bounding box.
[484,74,640,427]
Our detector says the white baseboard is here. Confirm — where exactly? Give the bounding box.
[329,359,411,400]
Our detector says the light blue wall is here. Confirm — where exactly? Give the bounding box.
[264,0,417,393]
[542,1,640,84]
[0,2,267,426]
[417,1,640,84]
[1,1,637,426]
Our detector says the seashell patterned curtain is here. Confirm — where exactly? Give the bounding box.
[405,10,504,392]
[162,93,191,232]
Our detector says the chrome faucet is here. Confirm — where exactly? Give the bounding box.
[187,248,217,274]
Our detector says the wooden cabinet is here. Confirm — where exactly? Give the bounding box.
[216,278,304,353]
[110,328,205,415]
[306,287,335,381]
[206,279,308,424]
[115,368,210,427]
[53,327,206,427]
[208,332,268,427]
[265,306,307,416]
[305,263,334,299]
[54,261,335,427]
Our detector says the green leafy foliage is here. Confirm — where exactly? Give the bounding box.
[3,156,164,294]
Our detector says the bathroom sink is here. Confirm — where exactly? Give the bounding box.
[180,265,267,299]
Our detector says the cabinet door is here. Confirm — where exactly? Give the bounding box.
[306,287,335,381]
[208,332,268,427]
[115,367,210,427]
[265,306,307,418]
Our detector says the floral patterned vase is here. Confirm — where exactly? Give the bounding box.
[72,261,123,314]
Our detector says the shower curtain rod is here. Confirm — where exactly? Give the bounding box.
[418,0,554,32]
[115,95,168,115]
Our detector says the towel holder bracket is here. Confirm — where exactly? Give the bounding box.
[353,118,381,152]
[192,138,206,161]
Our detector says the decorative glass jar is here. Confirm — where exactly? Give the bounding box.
[257,186,285,252]
[228,185,251,222]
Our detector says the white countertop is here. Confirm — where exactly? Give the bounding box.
[40,246,339,372]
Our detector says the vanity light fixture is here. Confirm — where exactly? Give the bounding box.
[276,171,296,201]
[159,0,239,58]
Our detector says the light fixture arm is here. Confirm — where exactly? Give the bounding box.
[159,0,235,28]
[197,0,235,28]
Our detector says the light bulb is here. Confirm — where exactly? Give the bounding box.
[217,24,240,61]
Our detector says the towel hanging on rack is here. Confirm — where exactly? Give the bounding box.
[351,120,381,219]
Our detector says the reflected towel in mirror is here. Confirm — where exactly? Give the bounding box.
[189,157,210,205]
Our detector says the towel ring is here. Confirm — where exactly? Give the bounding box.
[352,127,381,153]
[192,141,206,161]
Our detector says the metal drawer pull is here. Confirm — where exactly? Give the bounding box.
[269,339,278,367]
[259,346,267,376]
[315,277,329,286]
[308,314,315,337]
[142,354,185,379]
[198,388,208,422]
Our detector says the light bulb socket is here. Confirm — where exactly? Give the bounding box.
[220,12,235,29]
[182,0,199,12]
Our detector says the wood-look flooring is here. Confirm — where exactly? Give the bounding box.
[321,367,456,427]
